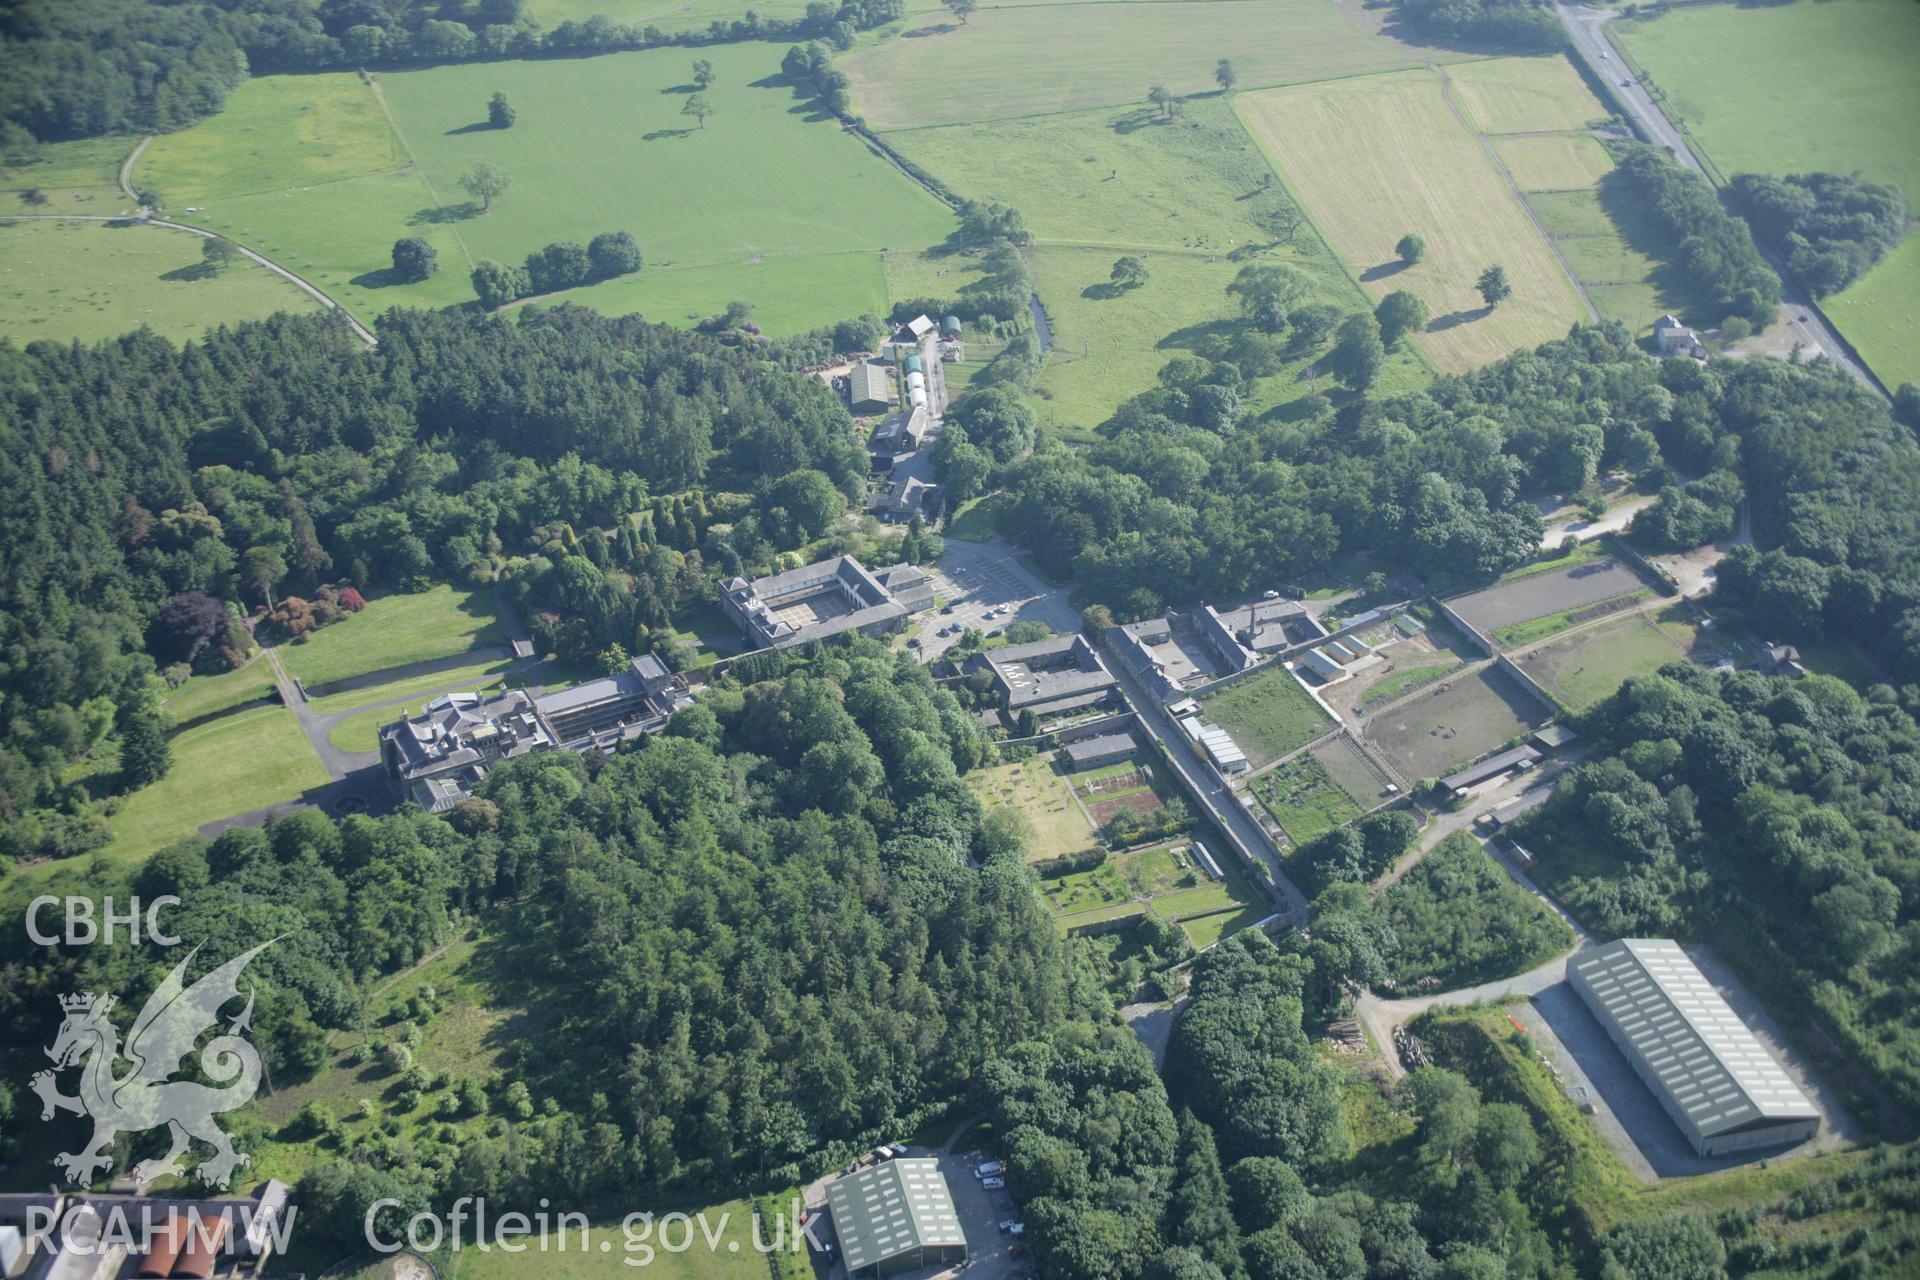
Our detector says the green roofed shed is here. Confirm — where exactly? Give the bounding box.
[849,362,895,415]
[825,1158,969,1277]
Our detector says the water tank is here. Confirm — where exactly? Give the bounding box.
[906,371,926,393]
[941,315,962,339]
[910,385,928,408]
[902,353,924,375]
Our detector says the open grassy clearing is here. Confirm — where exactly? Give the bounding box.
[843,0,1454,129]
[1046,841,1265,947]
[0,219,323,346]
[276,585,506,689]
[1251,752,1361,842]
[1445,55,1606,134]
[139,46,954,330]
[1826,232,1920,392]
[0,137,134,215]
[1363,664,1547,783]
[883,95,1425,429]
[1515,610,1706,711]
[162,659,280,725]
[965,753,1098,859]
[1198,664,1333,771]
[442,1203,770,1280]
[1237,66,1590,373]
[1494,134,1613,192]
[92,706,328,868]
[1612,0,1920,204]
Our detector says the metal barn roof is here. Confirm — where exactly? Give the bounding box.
[826,1159,966,1273]
[1569,939,1817,1142]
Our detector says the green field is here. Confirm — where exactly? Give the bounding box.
[1198,665,1333,771]
[276,585,506,689]
[0,218,323,346]
[1494,134,1614,192]
[843,0,1452,129]
[93,706,329,867]
[1514,611,1697,711]
[1612,0,1920,386]
[0,137,135,215]
[138,45,956,332]
[966,753,1098,859]
[1046,841,1264,948]
[443,1204,770,1280]
[1827,232,1920,391]
[162,659,280,725]
[1251,752,1362,842]
[526,0,819,28]
[1446,55,1606,135]
[1238,65,1592,373]
[1613,0,1920,203]
[884,95,1425,429]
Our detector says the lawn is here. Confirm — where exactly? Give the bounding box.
[965,754,1098,859]
[1515,611,1695,711]
[1044,841,1265,948]
[275,585,506,690]
[0,136,135,215]
[1358,660,1457,710]
[1826,232,1920,392]
[1445,55,1606,135]
[842,0,1453,129]
[1363,665,1547,783]
[1198,665,1333,771]
[1252,752,1363,842]
[1237,66,1592,373]
[1612,0,1920,204]
[93,706,329,867]
[881,95,1425,430]
[0,219,323,346]
[162,659,281,725]
[1493,589,1650,650]
[138,45,956,331]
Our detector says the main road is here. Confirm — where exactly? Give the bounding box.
[1556,3,1881,395]
[1104,652,1311,915]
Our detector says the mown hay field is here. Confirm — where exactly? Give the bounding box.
[1237,67,1590,372]
[1495,134,1614,192]
[1446,55,1604,135]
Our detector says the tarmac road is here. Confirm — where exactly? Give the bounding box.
[1555,3,1882,395]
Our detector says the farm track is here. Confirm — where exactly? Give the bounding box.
[362,70,478,273]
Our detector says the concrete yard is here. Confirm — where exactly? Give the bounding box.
[1448,558,1647,636]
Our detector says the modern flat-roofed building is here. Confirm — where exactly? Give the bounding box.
[721,556,932,650]
[1568,939,1820,1157]
[1180,714,1248,775]
[826,1159,967,1278]
[970,634,1118,718]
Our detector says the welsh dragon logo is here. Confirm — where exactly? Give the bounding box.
[31,942,272,1189]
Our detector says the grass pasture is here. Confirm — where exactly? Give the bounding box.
[966,753,1099,860]
[275,585,506,690]
[843,0,1450,129]
[138,45,956,331]
[882,95,1424,429]
[162,660,280,725]
[1445,55,1605,135]
[1237,66,1591,372]
[1363,665,1548,784]
[0,218,323,346]
[1827,232,1920,392]
[1198,665,1333,771]
[96,706,328,867]
[1494,134,1613,192]
[0,137,134,216]
[1514,610,1706,711]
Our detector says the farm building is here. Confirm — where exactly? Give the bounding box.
[721,556,933,650]
[1531,723,1580,751]
[1439,743,1541,800]
[825,1159,968,1277]
[1180,714,1249,775]
[970,634,1120,717]
[849,362,895,414]
[1064,731,1137,770]
[1654,315,1708,360]
[1757,643,1806,679]
[1568,939,1819,1157]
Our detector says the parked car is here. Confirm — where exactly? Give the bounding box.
[981,1177,1006,1190]
[976,1161,1005,1177]
[888,1142,909,1157]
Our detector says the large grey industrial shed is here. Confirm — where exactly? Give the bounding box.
[826,1158,968,1277]
[1567,939,1819,1157]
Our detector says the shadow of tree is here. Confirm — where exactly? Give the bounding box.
[643,128,696,141]
[660,82,700,95]
[350,266,407,290]
[1082,281,1131,301]
[444,121,496,136]
[903,21,956,36]
[160,263,216,283]
[1427,306,1493,331]
[1361,259,1410,282]
[410,201,481,225]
